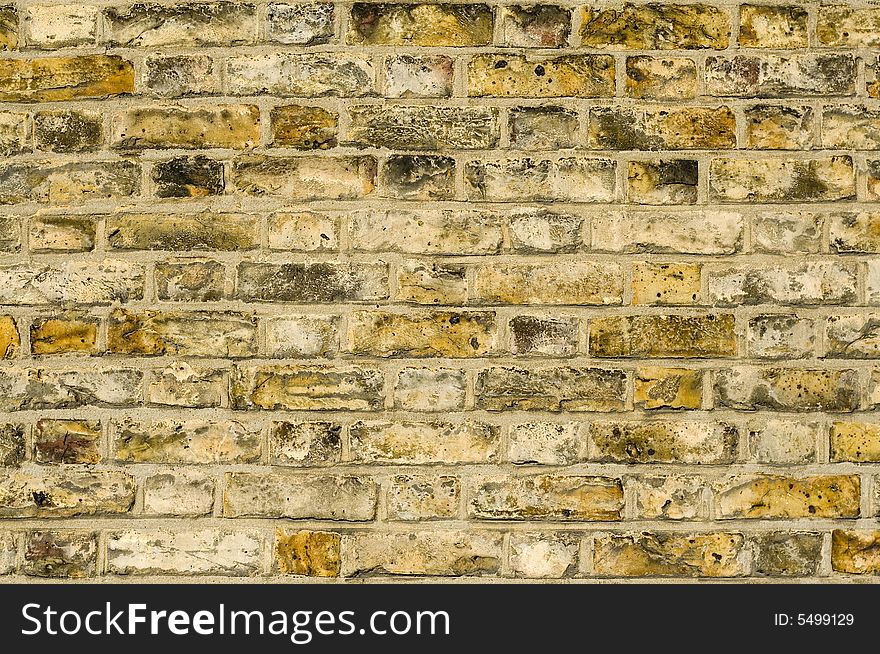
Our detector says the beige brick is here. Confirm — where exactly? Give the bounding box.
[632,263,701,305]
[716,475,860,519]
[509,107,578,150]
[108,310,257,357]
[396,261,468,305]
[748,419,818,464]
[753,532,822,577]
[589,106,736,150]
[349,310,496,357]
[383,55,453,98]
[267,3,334,45]
[30,215,96,253]
[270,422,341,467]
[0,468,134,517]
[114,418,260,464]
[226,54,374,96]
[580,5,729,49]
[143,469,215,516]
[710,157,854,203]
[818,7,880,47]
[738,5,808,48]
[634,367,703,410]
[394,367,466,411]
[590,314,737,358]
[631,476,706,520]
[0,161,140,205]
[387,474,460,520]
[465,157,616,202]
[625,56,697,100]
[474,262,622,305]
[268,212,339,251]
[34,419,100,464]
[714,367,860,412]
[830,422,880,462]
[593,533,748,578]
[509,532,579,578]
[627,160,698,206]
[593,210,743,254]
[832,530,880,574]
[350,210,502,254]
[108,213,258,251]
[476,366,626,412]
[104,3,258,46]
[231,155,376,199]
[348,105,498,149]
[147,364,225,408]
[24,5,98,49]
[23,531,98,578]
[500,5,570,48]
[507,422,584,465]
[745,105,814,150]
[590,421,737,464]
[747,314,815,359]
[469,475,623,521]
[708,263,857,305]
[705,54,855,97]
[508,315,578,356]
[264,316,338,358]
[347,3,493,46]
[0,367,143,411]
[350,421,499,464]
[113,105,259,150]
[469,54,614,98]
[752,211,821,253]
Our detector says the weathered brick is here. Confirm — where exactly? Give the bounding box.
[23,5,98,49]
[0,532,15,574]
[739,5,808,48]
[224,472,378,520]
[0,6,15,50]
[231,155,376,198]
[236,262,387,303]
[348,105,498,150]
[590,421,737,464]
[474,262,622,305]
[866,261,880,305]
[825,314,880,359]
[23,531,97,578]
[387,474,460,520]
[752,211,821,253]
[0,467,134,517]
[715,367,860,412]
[500,5,570,47]
[509,315,578,357]
[632,262,701,305]
[0,260,141,307]
[580,4,729,49]
[396,261,468,305]
[748,419,817,464]
[753,532,822,577]
[114,418,260,464]
[0,424,25,467]
[143,469,215,516]
[0,316,19,359]
[270,105,337,150]
[627,160,698,205]
[380,155,455,200]
[510,532,579,578]
[226,54,374,96]
[830,212,880,253]
[394,367,466,411]
[0,161,140,205]
[350,210,502,254]
[276,529,340,576]
[107,530,262,576]
[30,215,96,253]
[593,210,743,254]
[624,56,697,100]
[716,475,860,519]
[267,3,334,45]
[593,533,748,578]
[509,107,578,150]
[508,422,584,465]
[707,262,857,305]
[349,310,496,357]
[113,105,259,150]
[347,3,493,46]
[634,367,702,410]
[469,475,623,521]
[589,106,736,150]
[264,315,338,358]
[0,55,134,102]
[590,314,737,358]
[231,364,384,411]
[508,210,582,253]
[104,3,258,46]
[155,260,225,301]
[270,422,341,466]
[469,54,614,98]
[465,157,617,202]
[476,366,626,412]
[143,54,219,98]
[747,314,815,359]
[0,368,143,411]
[869,161,880,202]
[630,476,705,520]
[34,110,103,153]
[830,422,880,462]
[818,6,880,47]
[705,54,855,97]
[108,309,256,357]
[34,419,100,464]
[823,106,880,150]
[152,156,225,198]
[383,55,453,98]
[147,363,225,408]
[745,105,814,150]
[268,212,339,251]
[350,421,499,464]
[0,112,28,156]
[832,530,880,574]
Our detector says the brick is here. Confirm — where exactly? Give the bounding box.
[832,530,880,574]
[745,105,814,150]
[224,472,378,520]
[0,368,143,411]
[34,419,101,465]
[349,310,496,357]
[509,107,578,150]
[580,4,729,49]
[716,475,860,519]
[590,421,737,464]
[589,314,737,358]
[869,161,880,202]
[476,366,626,412]
[867,261,880,305]
[752,211,821,253]
[830,422,880,462]
[593,533,748,578]
[380,155,455,200]
[830,212,880,253]
[143,54,219,98]
[0,161,140,205]
[23,531,97,578]
[108,309,257,357]
[383,55,453,98]
[823,106,880,150]
[705,54,855,97]
[276,529,340,576]
[627,160,698,205]
[869,57,880,99]
[465,157,617,203]
[350,210,502,254]
[143,469,215,516]
[350,421,499,464]
[270,105,337,150]
[500,5,570,47]
[0,532,14,574]
[347,3,493,46]
[0,6,14,50]
[747,314,815,359]
[0,112,28,156]
[632,263,701,305]
[104,3,258,46]
[113,105,259,150]
[34,110,103,153]
[707,262,857,305]
[593,210,743,254]
[114,418,260,464]
[236,262,388,302]
[341,531,501,577]
[469,475,623,521]
[509,315,578,357]
[147,363,225,408]
[474,262,622,305]
[625,56,697,100]
[268,212,339,251]
[715,367,860,412]
[509,532,579,578]
[270,422,341,466]
[508,422,584,465]
[738,5,808,48]
[387,474,460,520]
[396,261,468,305]
[818,6,880,47]
[152,156,225,198]
[825,314,880,359]
[32,310,112,358]
[0,424,25,467]
[30,215,96,253]
[0,317,19,359]
[231,155,376,199]
[264,315,338,357]
[631,476,705,520]
[588,106,736,150]
[0,55,134,102]
[0,260,143,306]
[231,364,384,411]
[267,3,334,45]
[469,54,614,98]
[748,419,817,464]
[634,367,703,410]
[508,210,582,253]
[394,367,466,411]
[107,530,262,576]
[348,105,498,150]
[0,468,134,517]
[226,54,374,96]
[753,532,822,577]
[155,260,225,301]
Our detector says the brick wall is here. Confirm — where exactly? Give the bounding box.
[0,1,879,581]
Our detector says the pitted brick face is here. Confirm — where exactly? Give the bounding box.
[0,1,877,582]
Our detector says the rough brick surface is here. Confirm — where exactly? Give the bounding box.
[0,1,877,584]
